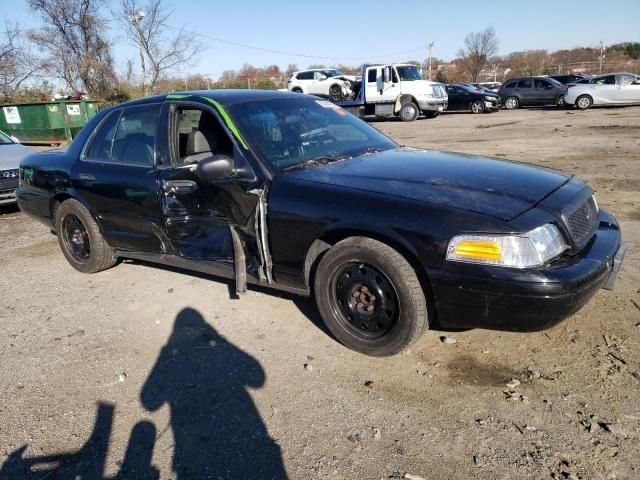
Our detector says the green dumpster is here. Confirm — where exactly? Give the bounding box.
[0,100,99,145]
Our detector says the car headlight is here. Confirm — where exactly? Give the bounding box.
[446,224,568,268]
[484,96,496,101]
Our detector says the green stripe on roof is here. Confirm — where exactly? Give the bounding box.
[166,94,192,99]
[201,97,249,150]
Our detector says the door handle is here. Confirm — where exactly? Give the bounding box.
[164,179,197,195]
[78,173,95,182]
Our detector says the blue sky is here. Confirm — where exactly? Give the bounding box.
[11,0,640,80]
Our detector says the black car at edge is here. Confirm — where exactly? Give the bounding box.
[16,90,626,356]
[445,84,500,113]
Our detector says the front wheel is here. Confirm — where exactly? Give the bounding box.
[329,85,344,102]
[504,96,519,110]
[556,95,565,107]
[471,100,485,114]
[55,199,117,273]
[314,237,428,356]
[576,95,593,110]
[399,101,419,122]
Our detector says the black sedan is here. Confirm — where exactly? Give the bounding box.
[445,84,500,113]
[16,91,626,356]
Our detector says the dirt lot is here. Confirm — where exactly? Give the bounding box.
[1,106,639,480]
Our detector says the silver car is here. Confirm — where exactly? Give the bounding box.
[565,72,640,109]
[0,130,33,206]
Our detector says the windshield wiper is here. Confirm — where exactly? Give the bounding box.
[282,154,349,172]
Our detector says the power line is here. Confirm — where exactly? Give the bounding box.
[164,25,425,61]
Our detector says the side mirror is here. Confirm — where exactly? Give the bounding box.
[196,154,235,181]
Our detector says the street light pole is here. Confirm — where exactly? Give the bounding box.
[427,42,435,80]
[599,40,605,74]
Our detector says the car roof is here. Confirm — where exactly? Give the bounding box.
[108,89,305,110]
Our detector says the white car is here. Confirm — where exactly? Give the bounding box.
[0,130,34,205]
[287,69,357,102]
[565,72,640,109]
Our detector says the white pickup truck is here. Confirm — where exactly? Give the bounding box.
[337,63,448,121]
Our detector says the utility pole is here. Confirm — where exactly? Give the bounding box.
[128,10,147,94]
[599,41,604,74]
[427,41,435,80]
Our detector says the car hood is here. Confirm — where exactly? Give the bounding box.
[285,148,571,220]
[0,143,34,170]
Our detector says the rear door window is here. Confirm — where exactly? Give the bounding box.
[517,79,532,89]
[84,110,121,162]
[592,75,615,85]
[111,104,161,166]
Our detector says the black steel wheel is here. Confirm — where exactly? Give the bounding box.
[333,262,399,338]
[61,213,91,262]
[55,198,117,273]
[314,237,428,356]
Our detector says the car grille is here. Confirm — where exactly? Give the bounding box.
[564,196,598,248]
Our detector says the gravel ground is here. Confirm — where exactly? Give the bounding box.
[1,105,639,480]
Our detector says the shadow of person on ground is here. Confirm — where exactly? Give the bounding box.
[0,403,158,480]
[141,307,288,479]
[0,307,286,479]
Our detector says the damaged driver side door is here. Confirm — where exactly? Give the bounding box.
[158,102,270,292]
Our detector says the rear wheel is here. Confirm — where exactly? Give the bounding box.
[576,95,593,110]
[55,199,116,273]
[314,237,428,356]
[504,96,519,110]
[329,85,344,102]
[471,100,485,114]
[399,101,419,122]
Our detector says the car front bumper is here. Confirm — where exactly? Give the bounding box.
[418,98,448,112]
[429,209,625,331]
[0,177,19,205]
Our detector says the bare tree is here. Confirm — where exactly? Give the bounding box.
[457,27,499,82]
[508,50,549,76]
[0,23,43,102]
[119,0,201,95]
[28,0,118,98]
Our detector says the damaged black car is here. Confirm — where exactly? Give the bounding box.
[16,90,626,356]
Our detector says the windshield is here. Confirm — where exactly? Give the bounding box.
[395,66,423,81]
[229,97,397,173]
[0,130,15,145]
[547,77,564,87]
[322,70,343,78]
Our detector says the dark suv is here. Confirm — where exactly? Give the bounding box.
[549,74,590,85]
[499,77,567,109]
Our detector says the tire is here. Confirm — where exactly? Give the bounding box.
[399,101,419,122]
[504,96,519,110]
[291,87,303,93]
[423,111,440,119]
[471,100,485,114]
[329,84,344,102]
[313,237,428,356]
[556,95,565,107]
[54,198,116,273]
[576,95,593,110]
